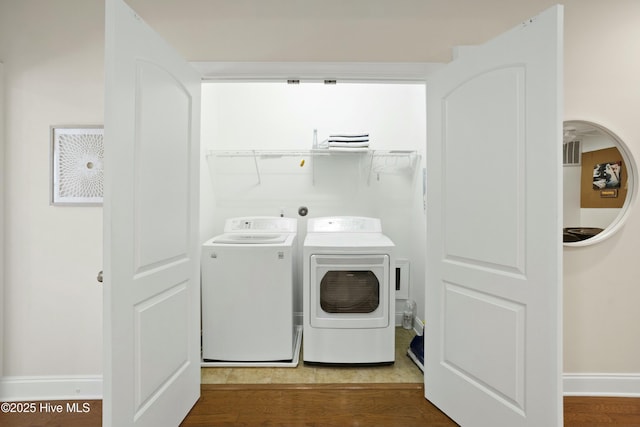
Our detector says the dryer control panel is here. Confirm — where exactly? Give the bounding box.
[307,216,382,233]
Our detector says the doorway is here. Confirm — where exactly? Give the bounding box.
[199,79,428,383]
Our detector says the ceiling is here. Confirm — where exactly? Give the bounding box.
[125,0,563,63]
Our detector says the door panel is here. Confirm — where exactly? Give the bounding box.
[425,6,563,427]
[134,61,192,271]
[135,283,189,410]
[103,0,201,426]
[443,284,525,411]
[443,66,525,271]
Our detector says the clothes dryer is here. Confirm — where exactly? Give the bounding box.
[201,217,297,361]
[303,216,395,365]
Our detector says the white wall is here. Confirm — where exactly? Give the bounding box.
[1,62,5,377]
[0,1,104,383]
[201,82,427,321]
[563,1,640,378]
[2,0,640,398]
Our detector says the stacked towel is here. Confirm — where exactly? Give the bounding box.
[323,133,370,150]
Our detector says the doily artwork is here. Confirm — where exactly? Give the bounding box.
[51,126,104,205]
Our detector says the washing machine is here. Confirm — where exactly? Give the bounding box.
[201,216,297,361]
[303,216,395,365]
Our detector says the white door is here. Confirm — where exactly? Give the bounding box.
[103,0,201,426]
[425,5,563,427]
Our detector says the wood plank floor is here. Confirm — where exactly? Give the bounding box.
[0,400,102,427]
[564,396,640,427]
[2,388,640,426]
[181,384,455,427]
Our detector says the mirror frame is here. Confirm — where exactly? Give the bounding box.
[563,119,638,247]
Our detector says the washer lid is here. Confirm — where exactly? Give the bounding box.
[211,233,289,244]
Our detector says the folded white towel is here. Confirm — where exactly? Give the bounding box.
[329,133,369,139]
[317,134,370,149]
[328,146,370,152]
[328,141,370,148]
[328,138,369,144]
[328,133,369,144]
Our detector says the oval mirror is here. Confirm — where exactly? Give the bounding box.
[563,120,638,246]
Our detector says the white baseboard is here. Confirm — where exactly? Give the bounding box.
[412,317,425,335]
[0,375,102,402]
[563,373,640,397]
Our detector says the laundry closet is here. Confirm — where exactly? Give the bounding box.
[199,81,428,327]
[102,1,563,424]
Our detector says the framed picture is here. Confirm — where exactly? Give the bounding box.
[50,125,104,205]
[592,160,622,190]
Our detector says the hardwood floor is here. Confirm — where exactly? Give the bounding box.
[0,400,102,427]
[182,387,640,427]
[564,396,640,427]
[181,384,455,427]
[2,389,640,426]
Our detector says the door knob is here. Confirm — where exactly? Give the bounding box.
[97,270,103,283]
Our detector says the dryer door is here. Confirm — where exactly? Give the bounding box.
[310,254,389,329]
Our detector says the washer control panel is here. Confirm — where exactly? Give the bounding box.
[224,217,297,233]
